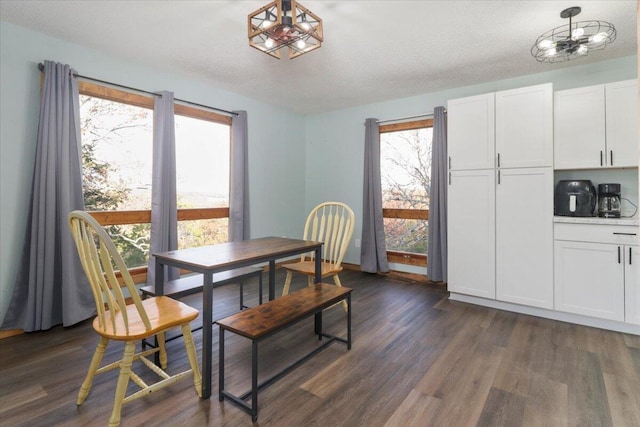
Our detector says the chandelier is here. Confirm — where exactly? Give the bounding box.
[248,0,323,59]
[531,6,616,63]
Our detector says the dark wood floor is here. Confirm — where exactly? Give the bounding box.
[1,270,639,427]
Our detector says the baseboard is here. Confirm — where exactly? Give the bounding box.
[0,329,23,339]
[449,292,640,336]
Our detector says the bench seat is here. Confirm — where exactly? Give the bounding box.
[217,283,352,421]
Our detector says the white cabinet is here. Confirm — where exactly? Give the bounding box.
[554,223,638,323]
[496,168,554,308]
[448,93,495,170]
[605,80,639,168]
[495,84,553,168]
[447,84,554,307]
[554,79,638,169]
[448,169,496,299]
[625,245,640,325]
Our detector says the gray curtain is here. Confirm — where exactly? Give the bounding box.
[2,60,94,331]
[360,118,389,273]
[229,110,249,242]
[427,106,448,282]
[147,91,179,286]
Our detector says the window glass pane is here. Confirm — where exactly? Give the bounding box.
[175,116,230,208]
[380,128,432,210]
[104,223,151,268]
[79,95,153,211]
[177,219,229,249]
[383,218,428,253]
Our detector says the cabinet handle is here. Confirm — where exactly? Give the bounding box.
[618,246,621,264]
[613,232,637,236]
[498,170,501,185]
[610,150,614,166]
[449,156,451,169]
[497,153,501,168]
[630,247,633,265]
[600,151,603,166]
[449,172,451,185]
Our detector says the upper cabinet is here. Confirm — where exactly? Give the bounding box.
[495,83,553,168]
[448,93,495,170]
[554,79,638,169]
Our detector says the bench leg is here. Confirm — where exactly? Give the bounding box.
[347,294,352,350]
[240,281,244,310]
[315,312,322,339]
[252,340,258,421]
[258,273,263,304]
[219,326,225,402]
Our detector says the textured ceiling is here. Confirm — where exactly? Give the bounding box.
[0,0,636,114]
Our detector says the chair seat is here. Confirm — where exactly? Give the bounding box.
[94,296,199,341]
[282,260,342,277]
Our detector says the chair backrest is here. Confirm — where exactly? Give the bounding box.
[302,202,355,267]
[68,210,150,334]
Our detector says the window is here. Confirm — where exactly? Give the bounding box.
[379,119,432,266]
[79,81,232,280]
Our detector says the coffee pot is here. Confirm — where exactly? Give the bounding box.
[598,183,621,218]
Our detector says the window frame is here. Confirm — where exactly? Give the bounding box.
[79,81,232,280]
[379,118,432,267]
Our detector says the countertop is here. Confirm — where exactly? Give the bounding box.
[554,216,640,226]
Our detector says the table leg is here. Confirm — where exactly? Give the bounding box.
[251,340,259,422]
[268,260,276,300]
[218,326,224,402]
[347,293,352,350]
[153,260,166,365]
[202,271,214,399]
[314,311,322,339]
[314,247,322,284]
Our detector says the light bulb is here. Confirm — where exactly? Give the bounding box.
[577,45,588,55]
[571,27,584,39]
[265,38,274,48]
[297,39,306,49]
[590,32,608,43]
[300,22,311,31]
[545,47,557,57]
[261,20,272,29]
[538,39,555,50]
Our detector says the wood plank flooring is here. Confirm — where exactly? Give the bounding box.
[1,270,639,426]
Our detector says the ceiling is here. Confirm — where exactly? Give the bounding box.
[0,1,636,114]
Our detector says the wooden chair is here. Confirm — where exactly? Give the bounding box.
[68,211,202,427]
[282,202,355,311]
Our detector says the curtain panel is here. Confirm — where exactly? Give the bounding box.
[229,110,249,242]
[427,106,448,282]
[360,118,390,273]
[2,60,94,331]
[147,91,179,286]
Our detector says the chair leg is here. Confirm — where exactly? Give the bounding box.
[307,275,314,287]
[77,336,109,405]
[182,324,202,398]
[109,341,135,427]
[157,332,167,369]
[282,271,293,296]
[333,275,348,313]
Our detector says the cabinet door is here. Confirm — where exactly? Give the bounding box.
[554,241,624,321]
[606,80,638,168]
[496,84,553,168]
[448,93,495,170]
[554,85,606,169]
[625,245,640,325]
[496,168,553,308]
[448,169,496,299]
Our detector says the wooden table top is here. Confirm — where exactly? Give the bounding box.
[153,236,322,270]
[216,283,351,340]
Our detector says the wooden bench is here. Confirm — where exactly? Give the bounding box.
[140,266,263,345]
[216,283,352,421]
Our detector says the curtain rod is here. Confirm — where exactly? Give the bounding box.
[38,63,238,117]
[377,109,446,124]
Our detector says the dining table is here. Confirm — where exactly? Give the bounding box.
[153,236,323,399]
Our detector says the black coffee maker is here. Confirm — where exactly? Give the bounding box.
[598,183,621,218]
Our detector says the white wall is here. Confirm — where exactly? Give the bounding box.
[305,56,638,269]
[0,22,307,324]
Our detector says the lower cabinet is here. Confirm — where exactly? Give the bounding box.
[554,223,638,323]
